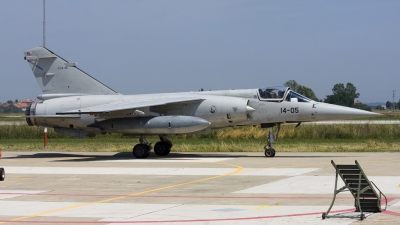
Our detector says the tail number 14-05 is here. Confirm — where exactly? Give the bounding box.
[281,107,299,113]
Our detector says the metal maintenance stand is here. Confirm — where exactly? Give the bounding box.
[322,160,387,220]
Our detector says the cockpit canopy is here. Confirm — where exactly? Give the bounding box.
[258,86,312,102]
[258,87,288,101]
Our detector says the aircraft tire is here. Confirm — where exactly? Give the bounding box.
[154,142,171,156]
[0,168,4,181]
[133,144,150,159]
[264,149,275,157]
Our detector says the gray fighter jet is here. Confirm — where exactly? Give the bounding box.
[23,47,378,158]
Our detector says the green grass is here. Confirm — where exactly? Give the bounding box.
[0,113,25,121]
[1,123,400,140]
[1,118,400,153]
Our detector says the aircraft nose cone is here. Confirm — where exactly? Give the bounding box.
[317,103,380,120]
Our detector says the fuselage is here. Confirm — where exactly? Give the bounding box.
[26,88,377,136]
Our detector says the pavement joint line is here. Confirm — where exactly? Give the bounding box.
[0,208,356,224]
[0,178,30,184]
[2,192,383,200]
[270,159,400,170]
[240,162,328,174]
[3,161,243,224]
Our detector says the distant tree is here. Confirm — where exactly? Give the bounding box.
[386,101,393,110]
[199,88,204,91]
[284,80,300,92]
[297,86,318,101]
[325,83,360,107]
[7,100,13,104]
[376,105,384,110]
[15,99,18,103]
[353,103,371,111]
[284,80,318,101]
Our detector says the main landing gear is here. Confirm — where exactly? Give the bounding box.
[264,124,280,158]
[154,135,173,156]
[132,135,173,158]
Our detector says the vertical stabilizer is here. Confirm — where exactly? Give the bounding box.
[24,47,118,99]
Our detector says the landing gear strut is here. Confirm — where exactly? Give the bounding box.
[264,124,280,157]
[132,135,152,158]
[154,135,173,156]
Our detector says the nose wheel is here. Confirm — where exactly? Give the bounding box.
[264,148,276,157]
[263,124,280,158]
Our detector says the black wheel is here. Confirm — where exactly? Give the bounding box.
[0,168,4,181]
[322,213,326,220]
[154,142,171,156]
[360,213,365,220]
[264,149,275,157]
[133,144,150,159]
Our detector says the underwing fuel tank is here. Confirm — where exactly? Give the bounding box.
[88,116,211,134]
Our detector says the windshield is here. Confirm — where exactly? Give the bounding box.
[258,87,288,101]
[285,90,312,102]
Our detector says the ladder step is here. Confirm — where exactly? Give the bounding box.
[345,179,366,183]
[352,189,375,194]
[360,198,379,202]
[359,193,377,197]
[348,184,371,189]
[336,165,359,170]
[360,202,379,207]
[339,169,362,174]
[355,207,381,212]
[343,175,365,179]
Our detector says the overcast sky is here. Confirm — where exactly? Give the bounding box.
[1,0,399,103]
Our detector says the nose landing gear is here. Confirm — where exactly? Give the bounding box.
[264,124,280,157]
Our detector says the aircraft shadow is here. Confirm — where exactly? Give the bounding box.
[4,152,352,163]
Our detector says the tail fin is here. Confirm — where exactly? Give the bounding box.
[24,47,118,100]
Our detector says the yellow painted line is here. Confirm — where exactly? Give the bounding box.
[5,162,242,223]
[0,178,30,184]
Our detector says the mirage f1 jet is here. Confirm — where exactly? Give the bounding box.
[23,47,378,158]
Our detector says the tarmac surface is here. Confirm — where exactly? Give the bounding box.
[0,151,399,224]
